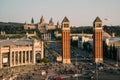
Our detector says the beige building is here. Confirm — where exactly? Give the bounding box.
[46,18,56,30]
[38,16,46,33]
[24,22,36,30]
[24,18,36,30]
[41,33,51,41]
[38,16,56,33]
[0,39,44,69]
[105,37,120,60]
[56,21,61,29]
[26,31,37,37]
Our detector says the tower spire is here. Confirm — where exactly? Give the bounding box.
[62,16,71,64]
[94,16,102,23]
[31,17,34,24]
[40,16,45,23]
[93,16,103,63]
[49,17,54,25]
[62,16,69,23]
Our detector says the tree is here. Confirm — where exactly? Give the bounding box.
[42,58,48,63]
[108,45,117,60]
[109,46,113,58]
[103,41,108,58]
[83,41,92,54]
[113,46,117,60]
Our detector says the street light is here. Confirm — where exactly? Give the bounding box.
[96,63,98,80]
[75,53,78,80]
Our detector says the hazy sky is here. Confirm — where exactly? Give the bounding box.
[0,0,120,26]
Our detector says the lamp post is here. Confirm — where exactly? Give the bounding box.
[76,54,78,80]
[96,63,98,80]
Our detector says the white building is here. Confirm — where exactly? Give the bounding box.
[0,39,44,69]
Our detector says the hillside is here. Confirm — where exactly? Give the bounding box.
[0,22,120,37]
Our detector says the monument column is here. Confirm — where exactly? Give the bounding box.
[93,16,103,63]
[28,51,30,63]
[21,51,23,65]
[18,51,19,65]
[14,52,16,66]
[9,46,12,67]
[61,16,71,64]
[25,51,26,64]
[0,46,2,68]
[33,40,36,64]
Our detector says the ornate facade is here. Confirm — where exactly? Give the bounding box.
[24,18,36,30]
[0,39,44,69]
[38,16,56,33]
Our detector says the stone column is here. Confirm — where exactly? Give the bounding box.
[9,49,12,67]
[0,46,2,68]
[41,41,44,59]
[18,52,19,65]
[33,44,36,64]
[28,51,30,64]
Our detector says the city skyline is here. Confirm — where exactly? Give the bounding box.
[0,0,120,26]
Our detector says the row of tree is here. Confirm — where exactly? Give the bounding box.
[71,25,120,37]
[82,41,118,61]
[103,25,120,37]
[0,22,120,36]
[0,22,24,34]
[103,41,118,60]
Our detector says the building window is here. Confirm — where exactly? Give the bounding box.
[96,24,101,27]
[64,24,69,28]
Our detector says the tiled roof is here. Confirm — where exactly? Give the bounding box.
[0,39,33,47]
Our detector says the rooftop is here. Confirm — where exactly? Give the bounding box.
[93,16,102,23]
[62,16,69,23]
[0,39,34,47]
[108,37,120,43]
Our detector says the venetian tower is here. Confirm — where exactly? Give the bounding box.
[93,17,103,63]
[61,16,71,64]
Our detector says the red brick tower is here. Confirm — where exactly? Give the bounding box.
[93,17,103,63]
[61,16,71,64]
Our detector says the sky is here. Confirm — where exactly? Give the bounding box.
[0,0,120,26]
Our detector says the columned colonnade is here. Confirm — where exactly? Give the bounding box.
[10,50,33,67]
[0,39,44,69]
[41,33,51,41]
